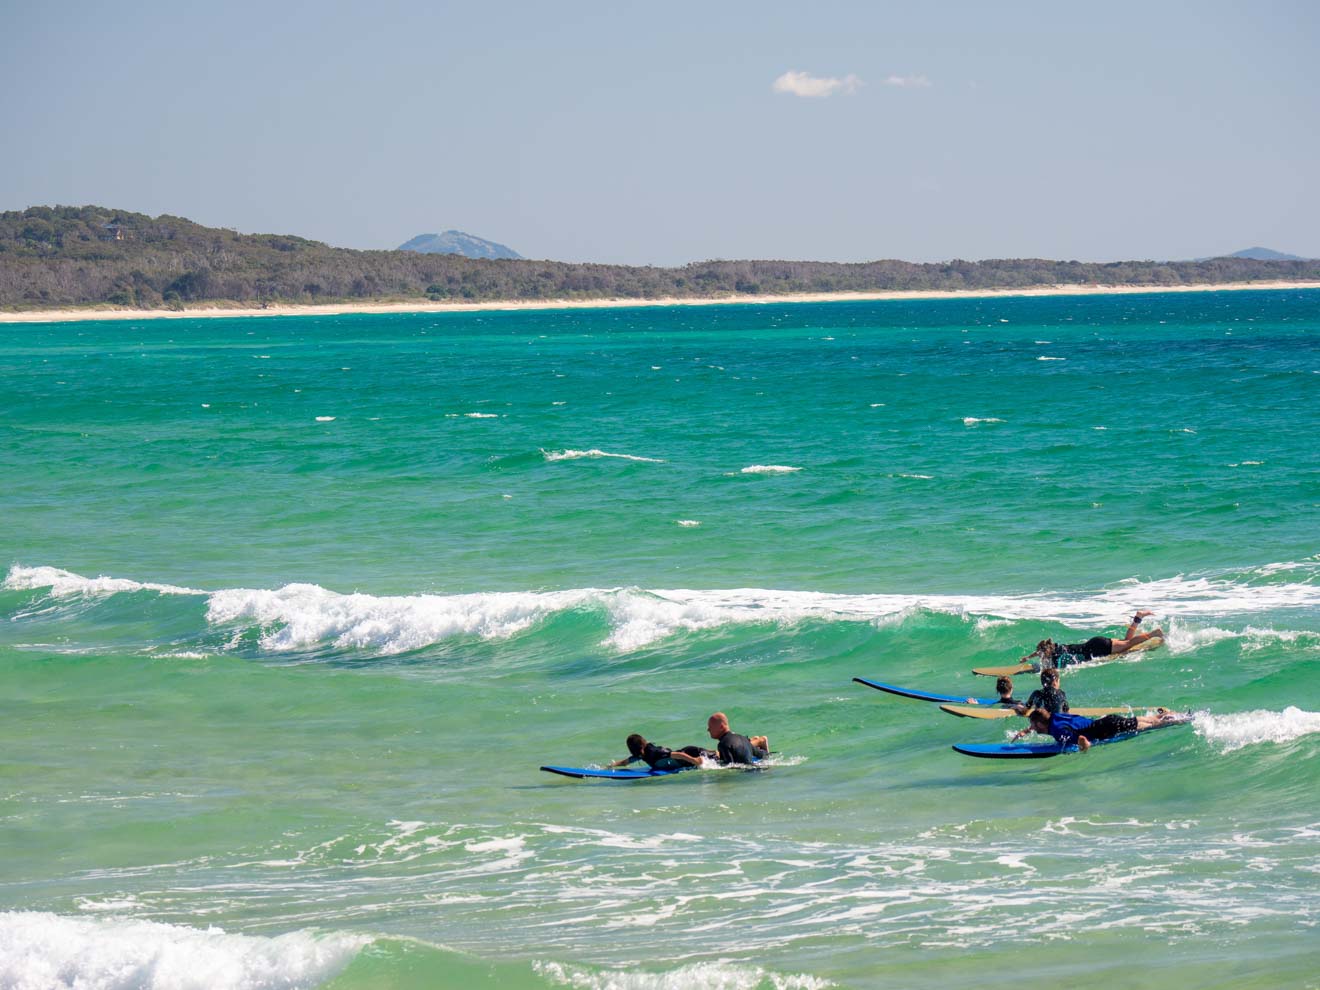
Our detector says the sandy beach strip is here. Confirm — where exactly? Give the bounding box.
[1,280,1317,325]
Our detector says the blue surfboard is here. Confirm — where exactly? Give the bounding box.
[953,718,1190,759]
[540,764,696,780]
[853,677,1005,707]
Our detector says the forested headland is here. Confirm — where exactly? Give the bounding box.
[4,205,1318,312]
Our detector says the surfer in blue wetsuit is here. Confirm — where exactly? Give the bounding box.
[1028,610,1164,668]
[1025,707,1181,752]
[608,734,713,770]
[706,712,769,765]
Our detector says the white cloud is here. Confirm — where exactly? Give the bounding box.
[882,74,932,88]
[772,70,862,99]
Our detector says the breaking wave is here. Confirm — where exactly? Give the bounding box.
[0,911,365,990]
[6,564,1320,657]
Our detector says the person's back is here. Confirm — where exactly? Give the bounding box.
[1026,684,1069,713]
[1041,711,1093,747]
[716,731,766,765]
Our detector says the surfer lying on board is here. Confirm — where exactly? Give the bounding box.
[707,712,769,764]
[1027,610,1164,667]
[608,734,714,770]
[1021,707,1183,752]
[964,676,1020,706]
[1014,668,1069,716]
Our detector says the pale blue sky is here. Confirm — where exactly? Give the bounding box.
[3,1,1317,264]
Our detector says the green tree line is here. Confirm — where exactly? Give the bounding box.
[3,205,1317,311]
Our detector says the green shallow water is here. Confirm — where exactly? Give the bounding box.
[1,290,1318,989]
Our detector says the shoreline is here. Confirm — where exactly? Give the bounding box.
[1,279,1317,324]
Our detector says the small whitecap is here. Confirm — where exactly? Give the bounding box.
[676,519,701,527]
[896,473,934,479]
[201,403,210,409]
[315,416,335,422]
[740,465,802,475]
[962,417,1004,426]
[869,403,886,407]
[1037,356,1065,361]
[464,413,499,419]
[552,401,567,406]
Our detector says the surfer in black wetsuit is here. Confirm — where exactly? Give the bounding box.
[609,734,713,770]
[995,676,1021,707]
[1028,610,1164,668]
[1019,667,1069,714]
[706,712,769,765]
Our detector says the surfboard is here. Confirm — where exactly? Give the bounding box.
[972,637,1164,677]
[540,764,696,780]
[938,704,1161,720]
[852,677,1006,707]
[951,715,1191,759]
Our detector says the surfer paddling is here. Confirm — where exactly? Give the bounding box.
[1013,668,1069,716]
[706,712,769,764]
[1022,707,1185,752]
[608,734,713,770]
[1027,610,1164,667]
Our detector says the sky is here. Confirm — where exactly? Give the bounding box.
[3,0,1318,265]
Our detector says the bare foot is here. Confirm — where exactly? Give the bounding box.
[1134,610,1154,620]
[1077,736,1091,752]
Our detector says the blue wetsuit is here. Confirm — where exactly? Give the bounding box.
[1045,712,1138,747]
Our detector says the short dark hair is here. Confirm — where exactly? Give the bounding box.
[1040,667,1059,686]
[996,676,1013,695]
[626,733,645,756]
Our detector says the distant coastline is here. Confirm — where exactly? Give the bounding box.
[2,279,1317,324]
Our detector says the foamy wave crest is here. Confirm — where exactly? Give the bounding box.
[534,960,831,990]
[3,565,201,598]
[1194,708,1320,753]
[541,448,666,463]
[0,912,365,990]
[206,584,599,654]
[962,417,1004,426]
[739,465,801,475]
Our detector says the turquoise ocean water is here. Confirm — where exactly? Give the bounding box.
[1,289,1318,989]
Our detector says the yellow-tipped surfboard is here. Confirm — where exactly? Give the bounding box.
[971,636,1163,677]
[938,703,1167,720]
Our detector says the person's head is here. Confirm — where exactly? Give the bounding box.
[707,712,730,740]
[625,734,646,757]
[1040,667,1060,688]
[996,676,1013,698]
[1028,708,1051,733]
[1034,638,1058,660]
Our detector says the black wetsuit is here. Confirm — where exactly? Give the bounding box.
[1025,686,1070,714]
[715,731,767,765]
[624,743,712,770]
[1059,636,1113,662]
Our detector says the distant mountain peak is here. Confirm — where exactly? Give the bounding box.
[397,230,522,260]
[1209,246,1307,262]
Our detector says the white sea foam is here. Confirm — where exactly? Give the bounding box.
[464,412,499,419]
[0,912,365,990]
[3,565,201,598]
[1194,708,1320,753]
[739,465,802,475]
[676,520,701,527]
[12,564,1320,655]
[206,584,599,654]
[542,449,666,463]
[1037,356,1065,361]
[314,416,335,422]
[534,960,832,990]
[962,417,1004,426]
